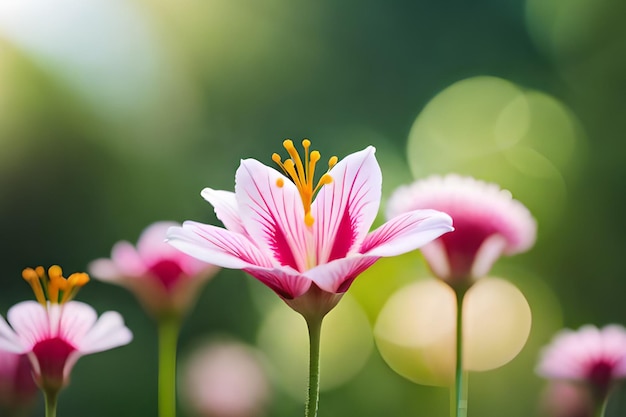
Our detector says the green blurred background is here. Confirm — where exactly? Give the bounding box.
[0,0,625,415]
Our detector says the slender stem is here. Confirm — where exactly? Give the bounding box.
[158,315,181,417]
[305,316,324,417]
[44,390,58,417]
[453,288,468,417]
[593,395,609,417]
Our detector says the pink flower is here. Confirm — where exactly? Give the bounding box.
[0,351,38,413]
[536,325,626,399]
[386,174,536,286]
[0,266,133,394]
[89,221,220,318]
[167,140,453,318]
[540,381,593,417]
[181,339,271,417]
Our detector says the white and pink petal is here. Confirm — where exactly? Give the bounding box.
[77,311,133,354]
[235,158,309,271]
[312,146,382,264]
[305,255,379,294]
[167,221,273,270]
[243,266,312,300]
[201,188,246,235]
[360,209,453,257]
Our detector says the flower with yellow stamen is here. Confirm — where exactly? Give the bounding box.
[272,139,337,227]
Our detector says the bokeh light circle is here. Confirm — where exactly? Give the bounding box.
[406,76,585,229]
[374,277,532,386]
[257,294,373,400]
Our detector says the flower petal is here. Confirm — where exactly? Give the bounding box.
[312,146,382,264]
[6,301,50,349]
[361,209,454,257]
[167,221,273,270]
[87,258,124,282]
[111,241,147,276]
[235,158,309,271]
[0,315,26,353]
[201,188,246,235]
[305,255,379,293]
[57,302,98,346]
[244,266,312,299]
[77,311,133,354]
[136,221,186,263]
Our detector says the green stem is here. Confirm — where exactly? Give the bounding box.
[44,390,58,417]
[453,288,468,417]
[158,315,181,417]
[593,395,609,417]
[305,316,323,417]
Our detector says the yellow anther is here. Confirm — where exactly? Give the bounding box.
[68,272,90,287]
[276,178,284,188]
[272,139,339,227]
[21,265,89,305]
[48,265,63,280]
[35,266,45,279]
[60,273,90,304]
[22,268,46,305]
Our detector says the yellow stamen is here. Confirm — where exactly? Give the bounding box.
[60,273,90,304]
[21,265,89,305]
[22,268,46,305]
[272,139,338,226]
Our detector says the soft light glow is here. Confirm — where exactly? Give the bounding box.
[374,277,532,386]
[406,76,584,228]
[257,294,373,398]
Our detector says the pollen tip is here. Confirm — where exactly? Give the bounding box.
[272,153,282,163]
[328,156,338,168]
[321,173,333,184]
[48,265,63,279]
[310,150,321,162]
[276,178,285,188]
[69,272,90,287]
[35,266,45,278]
[283,139,294,150]
[22,268,37,281]
[302,139,311,148]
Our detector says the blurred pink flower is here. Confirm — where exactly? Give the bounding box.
[181,339,270,417]
[167,140,453,318]
[0,351,37,414]
[386,174,536,286]
[540,381,593,417]
[89,221,220,318]
[537,324,626,400]
[0,266,132,394]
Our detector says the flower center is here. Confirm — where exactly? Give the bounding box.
[22,265,89,305]
[148,259,186,292]
[272,139,338,227]
[32,337,76,390]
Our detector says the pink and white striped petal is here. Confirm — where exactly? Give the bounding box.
[244,266,312,299]
[201,188,246,235]
[305,255,379,293]
[360,209,454,257]
[235,158,310,271]
[167,221,273,270]
[312,146,382,264]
